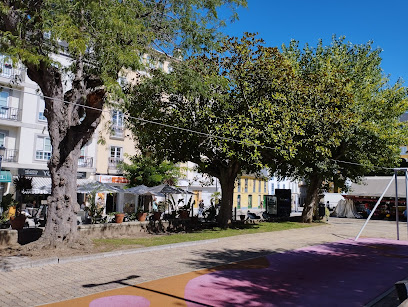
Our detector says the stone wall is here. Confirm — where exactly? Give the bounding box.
[78,220,169,239]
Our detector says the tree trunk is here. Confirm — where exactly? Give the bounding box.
[41,149,81,246]
[24,63,105,248]
[216,163,240,228]
[301,174,323,223]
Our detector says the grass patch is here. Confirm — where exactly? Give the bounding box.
[93,222,317,250]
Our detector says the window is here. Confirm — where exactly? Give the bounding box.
[38,98,46,121]
[109,146,123,166]
[244,179,248,193]
[112,110,124,137]
[283,183,286,189]
[0,90,9,118]
[277,183,280,189]
[0,132,5,147]
[36,136,51,160]
[253,179,256,193]
[258,180,261,192]
[237,179,241,192]
[237,195,241,209]
[264,181,267,193]
[258,195,262,208]
[271,183,275,194]
[248,195,252,209]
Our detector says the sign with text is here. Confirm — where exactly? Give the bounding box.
[18,168,86,178]
[99,175,129,184]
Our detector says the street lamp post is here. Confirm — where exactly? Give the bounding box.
[0,145,6,206]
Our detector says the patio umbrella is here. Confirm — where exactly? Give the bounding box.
[148,184,183,195]
[124,185,165,197]
[77,181,124,193]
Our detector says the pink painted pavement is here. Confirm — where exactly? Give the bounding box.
[184,238,408,306]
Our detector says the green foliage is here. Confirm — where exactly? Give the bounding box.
[0,0,246,92]
[280,36,408,182]
[127,33,301,225]
[120,155,182,187]
[276,36,408,221]
[84,191,104,224]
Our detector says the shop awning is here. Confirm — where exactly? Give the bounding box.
[20,177,92,194]
[0,171,12,183]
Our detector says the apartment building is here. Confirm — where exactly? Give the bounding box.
[0,54,97,201]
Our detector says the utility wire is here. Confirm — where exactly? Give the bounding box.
[0,84,396,171]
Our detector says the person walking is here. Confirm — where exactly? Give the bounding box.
[198,200,205,217]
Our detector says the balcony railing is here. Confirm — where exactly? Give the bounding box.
[0,60,25,81]
[1,149,18,162]
[78,156,93,168]
[108,157,123,167]
[111,125,124,138]
[0,107,22,121]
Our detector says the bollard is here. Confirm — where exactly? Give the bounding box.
[395,280,408,303]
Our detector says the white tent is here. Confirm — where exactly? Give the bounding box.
[332,199,362,218]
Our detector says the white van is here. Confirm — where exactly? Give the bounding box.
[323,193,345,210]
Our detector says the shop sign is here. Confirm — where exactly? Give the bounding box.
[99,175,129,184]
[0,171,12,182]
[18,168,86,178]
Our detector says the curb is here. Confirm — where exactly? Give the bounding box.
[0,239,219,272]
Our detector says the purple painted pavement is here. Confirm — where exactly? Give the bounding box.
[185,238,408,306]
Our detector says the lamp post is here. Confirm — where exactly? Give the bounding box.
[0,145,6,205]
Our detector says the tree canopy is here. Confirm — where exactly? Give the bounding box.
[276,37,408,222]
[127,33,302,226]
[120,155,181,187]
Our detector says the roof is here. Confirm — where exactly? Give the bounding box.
[347,176,408,198]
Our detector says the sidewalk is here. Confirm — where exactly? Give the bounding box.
[0,218,407,306]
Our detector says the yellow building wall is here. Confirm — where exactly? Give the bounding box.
[233,175,269,210]
[95,110,139,175]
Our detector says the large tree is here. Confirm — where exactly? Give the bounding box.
[127,33,301,226]
[0,0,245,247]
[276,37,408,222]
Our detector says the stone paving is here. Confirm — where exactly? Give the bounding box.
[0,217,407,306]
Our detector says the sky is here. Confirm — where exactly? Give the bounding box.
[220,0,408,85]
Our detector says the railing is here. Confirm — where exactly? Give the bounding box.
[111,125,124,138]
[0,106,22,121]
[0,59,25,81]
[108,157,123,167]
[78,156,93,168]
[1,149,18,162]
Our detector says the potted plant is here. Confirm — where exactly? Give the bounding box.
[10,202,26,230]
[136,207,147,222]
[238,210,246,221]
[84,191,104,224]
[114,212,125,223]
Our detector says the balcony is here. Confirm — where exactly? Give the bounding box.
[111,125,124,138]
[0,60,25,81]
[1,149,18,162]
[0,107,22,121]
[108,157,123,168]
[78,156,93,168]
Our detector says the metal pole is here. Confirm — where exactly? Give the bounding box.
[405,170,408,238]
[395,170,400,240]
[0,155,3,206]
[355,175,395,241]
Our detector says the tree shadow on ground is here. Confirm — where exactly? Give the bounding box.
[179,239,408,307]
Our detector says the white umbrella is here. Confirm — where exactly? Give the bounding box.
[77,181,123,193]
